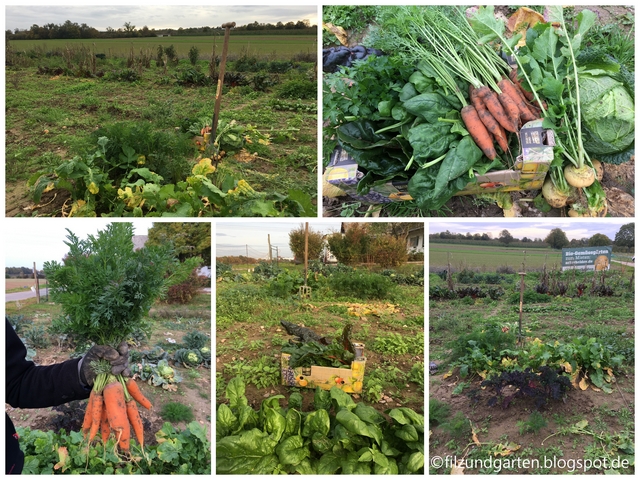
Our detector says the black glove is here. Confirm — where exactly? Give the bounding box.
[79,341,130,387]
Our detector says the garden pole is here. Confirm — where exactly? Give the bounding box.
[210,21,236,148]
[304,223,309,287]
[33,262,40,304]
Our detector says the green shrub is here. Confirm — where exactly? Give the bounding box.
[188,46,199,66]
[160,402,195,423]
[276,78,316,99]
[328,271,394,300]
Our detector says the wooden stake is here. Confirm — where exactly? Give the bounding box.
[210,22,236,147]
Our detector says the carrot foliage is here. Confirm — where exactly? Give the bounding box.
[43,223,175,347]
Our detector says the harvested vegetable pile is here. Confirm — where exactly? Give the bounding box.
[322,6,634,217]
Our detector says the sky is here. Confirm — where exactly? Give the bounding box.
[428,220,631,242]
[4,219,157,268]
[216,220,344,259]
[5,4,318,31]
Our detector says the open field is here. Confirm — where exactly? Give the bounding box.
[9,35,317,59]
[6,278,48,293]
[430,244,634,272]
[429,267,634,474]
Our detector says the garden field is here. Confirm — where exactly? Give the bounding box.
[5,293,212,474]
[9,34,317,59]
[6,36,317,217]
[430,244,634,272]
[215,260,425,474]
[429,266,635,474]
[6,278,48,293]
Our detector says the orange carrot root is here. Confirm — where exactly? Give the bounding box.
[470,87,509,152]
[476,86,517,133]
[100,401,111,444]
[126,378,152,410]
[498,78,537,123]
[82,391,95,438]
[461,105,497,160]
[126,399,145,449]
[104,381,131,451]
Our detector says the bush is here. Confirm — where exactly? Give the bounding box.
[276,78,316,99]
[160,402,195,422]
[328,271,394,300]
[266,270,303,298]
[188,46,199,66]
[370,235,408,267]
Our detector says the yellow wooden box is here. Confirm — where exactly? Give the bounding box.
[280,343,366,393]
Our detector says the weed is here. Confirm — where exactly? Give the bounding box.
[160,402,195,423]
[429,398,451,427]
[517,411,548,434]
[441,411,471,440]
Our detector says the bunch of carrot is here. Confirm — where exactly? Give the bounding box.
[462,76,539,160]
[82,375,152,453]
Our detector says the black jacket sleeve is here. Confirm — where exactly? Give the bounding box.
[5,318,91,409]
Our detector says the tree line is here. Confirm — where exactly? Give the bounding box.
[430,223,634,252]
[6,19,315,41]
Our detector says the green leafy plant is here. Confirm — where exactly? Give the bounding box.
[174,348,205,368]
[517,411,548,435]
[182,330,209,350]
[371,333,424,355]
[17,421,210,474]
[216,377,424,474]
[429,398,451,427]
[327,271,395,300]
[161,402,195,423]
[131,359,183,388]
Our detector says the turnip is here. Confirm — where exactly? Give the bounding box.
[542,177,570,208]
[591,159,604,182]
[564,164,595,188]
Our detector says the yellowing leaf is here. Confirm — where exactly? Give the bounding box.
[507,7,545,47]
[137,155,146,165]
[560,361,573,373]
[54,446,69,472]
[87,182,99,195]
[323,22,348,46]
[478,370,487,379]
[450,462,465,475]
[575,420,589,429]
[492,442,521,456]
[192,157,216,176]
[579,378,589,390]
[590,385,602,392]
[443,371,453,379]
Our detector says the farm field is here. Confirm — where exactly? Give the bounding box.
[9,34,317,58]
[5,35,317,217]
[428,266,635,474]
[6,278,49,293]
[430,243,634,272]
[5,293,212,474]
[215,260,425,474]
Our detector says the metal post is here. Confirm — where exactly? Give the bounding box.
[210,22,235,147]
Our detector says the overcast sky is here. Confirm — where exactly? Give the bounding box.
[429,220,631,242]
[216,220,344,259]
[5,219,156,268]
[5,4,318,31]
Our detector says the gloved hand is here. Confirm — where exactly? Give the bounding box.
[79,341,130,387]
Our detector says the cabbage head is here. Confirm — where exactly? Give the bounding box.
[579,70,634,163]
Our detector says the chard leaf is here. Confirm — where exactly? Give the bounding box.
[216,428,279,474]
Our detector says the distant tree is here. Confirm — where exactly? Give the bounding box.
[588,233,611,247]
[481,233,490,241]
[327,224,370,265]
[498,229,514,246]
[545,228,570,249]
[123,22,136,34]
[288,225,324,263]
[614,223,634,248]
[147,223,211,265]
[370,235,408,268]
[522,237,530,242]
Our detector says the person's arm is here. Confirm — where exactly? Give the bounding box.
[5,319,90,409]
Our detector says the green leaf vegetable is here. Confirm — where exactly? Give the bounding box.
[216,377,424,474]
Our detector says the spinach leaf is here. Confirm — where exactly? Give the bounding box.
[216,428,279,474]
[337,120,396,150]
[341,143,407,177]
[434,136,483,199]
[406,123,457,162]
[402,93,453,123]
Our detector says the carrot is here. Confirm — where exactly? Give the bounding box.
[498,78,537,123]
[103,381,130,451]
[509,67,534,101]
[470,88,509,152]
[126,378,152,410]
[497,92,521,132]
[461,105,497,160]
[476,86,517,133]
[100,402,111,445]
[126,399,145,449]
[82,391,95,438]
[88,391,103,443]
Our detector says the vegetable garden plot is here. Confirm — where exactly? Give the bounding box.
[5,39,317,217]
[215,261,425,474]
[428,266,634,474]
[322,5,634,217]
